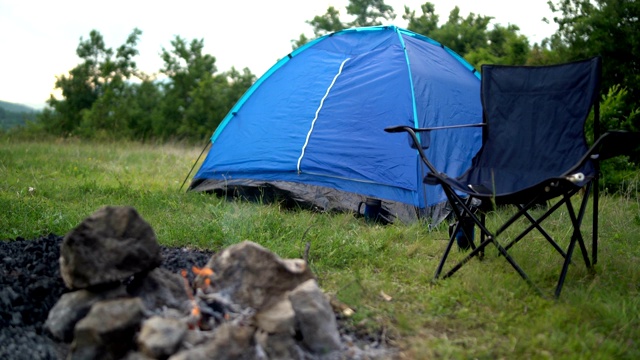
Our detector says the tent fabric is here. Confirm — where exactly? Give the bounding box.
[188,25,482,223]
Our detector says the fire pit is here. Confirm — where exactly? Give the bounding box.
[1,206,397,359]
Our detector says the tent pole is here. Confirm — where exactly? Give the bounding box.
[179,140,212,192]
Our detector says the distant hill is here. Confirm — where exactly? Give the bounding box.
[0,100,39,130]
[0,100,36,113]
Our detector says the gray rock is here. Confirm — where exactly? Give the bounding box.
[71,297,148,360]
[289,279,341,355]
[137,316,188,359]
[44,285,127,342]
[255,329,305,360]
[169,323,257,360]
[60,206,162,289]
[129,268,192,313]
[255,296,295,334]
[202,241,314,311]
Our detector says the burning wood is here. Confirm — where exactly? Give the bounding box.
[191,265,213,288]
[180,269,201,329]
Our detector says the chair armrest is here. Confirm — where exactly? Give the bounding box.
[564,131,640,177]
[384,123,484,133]
[385,123,484,150]
[590,131,640,161]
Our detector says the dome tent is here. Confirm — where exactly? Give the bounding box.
[188,25,482,224]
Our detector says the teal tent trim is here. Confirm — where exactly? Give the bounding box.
[211,34,328,144]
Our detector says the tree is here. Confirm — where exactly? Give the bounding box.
[128,79,163,141]
[34,28,256,142]
[346,0,396,27]
[42,29,143,136]
[307,6,345,38]
[155,36,218,140]
[179,68,255,140]
[294,0,396,49]
[155,36,256,141]
[465,24,531,66]
[403,3,530,67]
[547,0,640,124]
[402,3,439,35]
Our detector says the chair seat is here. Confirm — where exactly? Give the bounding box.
[426,172,593,206]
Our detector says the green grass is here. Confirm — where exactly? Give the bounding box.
[2,136,639,359]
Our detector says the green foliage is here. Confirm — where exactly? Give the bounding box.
[586,85,640,143]
[402,2,439,35]
[584,85,640,194]
[403,2,531,67]
[2,138,640,359]
[154,37,256,141]
[181,67,255,141]
[345,0,396,28]
[548,0,640,124]
[155,36,218,140]
[28,28,255,143]
[295,0,396,48]
[42,28,143,137]
[461,24,531,67]
[307,6,345,38]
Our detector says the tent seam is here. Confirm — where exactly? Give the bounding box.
[210,35,330,144]
[296,57,351,174]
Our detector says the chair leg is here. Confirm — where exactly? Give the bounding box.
[555,232,578,298]
[573,185,593,269]
[440,238,493,279]
[593,163,600,265]
[440,233,544,296]
[504,200,568,258]
[479,212,486,259]
[434,183,596,298]
[434,226,459,279]
[555,189,594,297]
[434,190,487,280]
[434,190,538,291]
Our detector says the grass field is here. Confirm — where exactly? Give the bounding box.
[1,136,639,359]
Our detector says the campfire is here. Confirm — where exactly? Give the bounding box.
[42,206,395,359]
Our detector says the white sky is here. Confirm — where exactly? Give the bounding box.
[0,0,558,109]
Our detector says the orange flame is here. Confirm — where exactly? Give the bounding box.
[180,268,201,328]
[192,266,214,277]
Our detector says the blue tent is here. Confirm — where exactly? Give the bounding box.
[189,25,482,223]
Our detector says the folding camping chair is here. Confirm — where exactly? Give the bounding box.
[385,56,640,297]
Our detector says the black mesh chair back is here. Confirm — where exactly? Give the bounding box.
[461,58,601,202]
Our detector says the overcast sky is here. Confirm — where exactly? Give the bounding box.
[0,0,558,109]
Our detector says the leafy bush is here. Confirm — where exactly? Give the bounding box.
[586,85,640,193]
